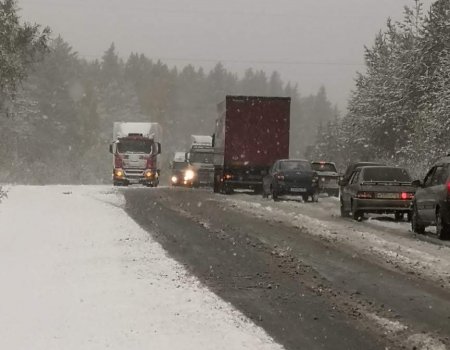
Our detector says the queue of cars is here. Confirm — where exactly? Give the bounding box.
[260,155,450,240]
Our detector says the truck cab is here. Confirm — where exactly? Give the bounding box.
[186,135,215,187]
[110,122,162,187]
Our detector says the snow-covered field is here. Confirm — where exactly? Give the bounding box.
[0,186,283,350]
[224,193,450,289]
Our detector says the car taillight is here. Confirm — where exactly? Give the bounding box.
[356,191,373,199]
[114,155,123,168]
[401,192,414,200]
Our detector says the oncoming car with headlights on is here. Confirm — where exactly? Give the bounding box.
[171,168,196,187]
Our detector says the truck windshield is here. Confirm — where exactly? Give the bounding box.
[362,167,411,182]
[117,139,153,154]
[312,163,337,172]
[280,161,311,171]
[190,152,213,164]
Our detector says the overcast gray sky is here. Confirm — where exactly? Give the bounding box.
[19,0,435,109]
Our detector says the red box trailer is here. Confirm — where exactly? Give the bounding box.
[213,95,290,193]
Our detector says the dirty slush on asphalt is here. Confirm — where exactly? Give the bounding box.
[124,188,450,350]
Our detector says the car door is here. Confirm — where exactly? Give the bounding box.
[342,170,360,209]
[429,165,449,221]
[418,167,437,221]
[348,169,362,202]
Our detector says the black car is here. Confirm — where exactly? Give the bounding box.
[411,156,450,240]
[262,159,319,201]
[311,161,339,197]
[340,166,415,221]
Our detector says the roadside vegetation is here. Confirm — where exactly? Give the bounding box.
[308,0,450,176]
[0,2,335,185]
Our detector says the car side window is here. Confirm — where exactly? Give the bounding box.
[350,170,360,184]
[432,166,447,186]
[271,162,278,174]
[423,167,436,187]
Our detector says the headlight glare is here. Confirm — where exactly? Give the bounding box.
[184,170,195,181]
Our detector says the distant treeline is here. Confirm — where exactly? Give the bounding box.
[1,34,336,184]
[308,0,450,176]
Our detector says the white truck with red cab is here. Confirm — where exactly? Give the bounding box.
[109,122,162,187]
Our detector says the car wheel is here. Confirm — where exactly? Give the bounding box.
[394,212,404,221]
[406,211,412,222]
[312,193,319,202]
[411,204,425,234]
[351,201,363,221]
[272,189,279,201]
[340,199,350,217]
[436,208,450,240]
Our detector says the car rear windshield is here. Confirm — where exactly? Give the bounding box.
[362,167,411,182]
[312,163,337,172]
[280,161,311,171]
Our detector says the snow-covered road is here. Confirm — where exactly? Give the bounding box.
[0,186,283,350]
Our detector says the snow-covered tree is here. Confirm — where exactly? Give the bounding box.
[0,0,49,115]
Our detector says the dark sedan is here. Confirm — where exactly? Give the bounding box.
[262,159,319,201]
[311,161,339,197]
[340,166,415,221]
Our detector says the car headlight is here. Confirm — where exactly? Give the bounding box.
[184,170,195,181]
[171,176,178,183]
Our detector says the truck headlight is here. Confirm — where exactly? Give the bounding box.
[144,170,154,178]
[171,176,178,184]
[114,169,124,178]
[184,170,195,181]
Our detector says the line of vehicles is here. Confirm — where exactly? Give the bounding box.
[109,95,450,240]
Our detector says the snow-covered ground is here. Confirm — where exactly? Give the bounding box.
[0,186,283,350]
[222,193,450,289]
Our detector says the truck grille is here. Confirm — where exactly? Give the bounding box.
[124,168,144,179]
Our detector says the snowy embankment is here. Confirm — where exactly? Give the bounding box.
[223,194,450,289]
[0,186,283,350]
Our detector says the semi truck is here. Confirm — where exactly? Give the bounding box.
[213,95,290,194]
[186,135,215,187]
[109,122,162,187]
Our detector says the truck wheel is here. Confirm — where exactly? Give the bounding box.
[213,177,220,193]
[225,184,234,194]
[302,195,309,202]
[436,208,450,240]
